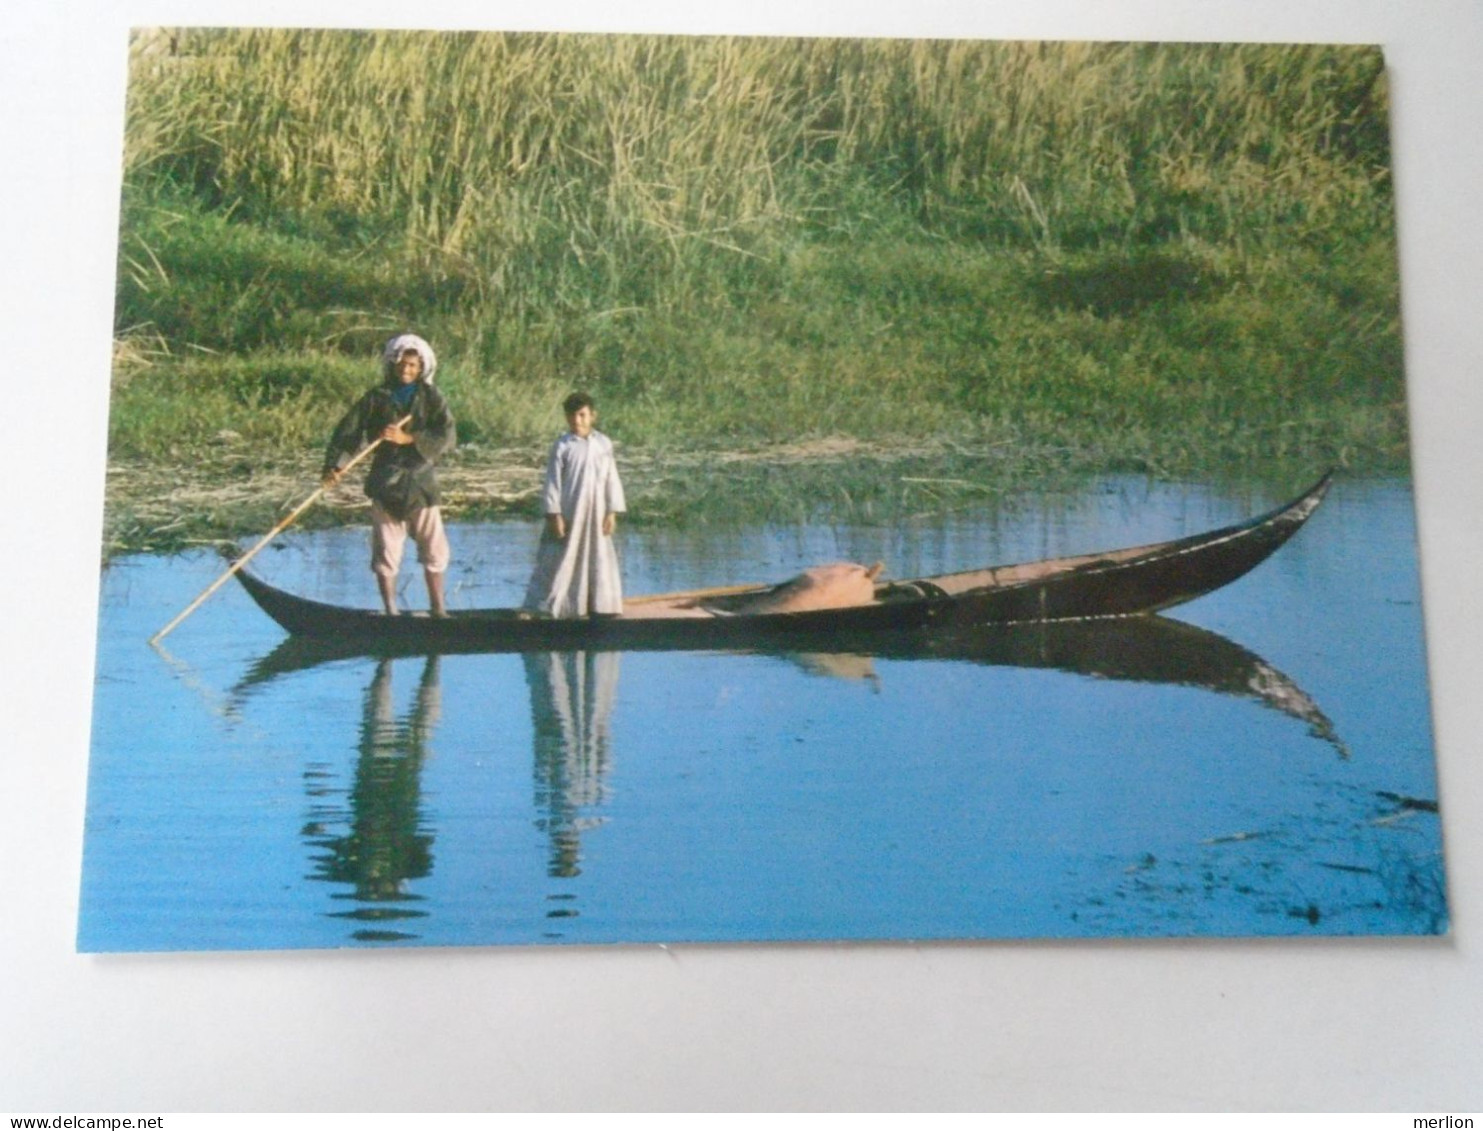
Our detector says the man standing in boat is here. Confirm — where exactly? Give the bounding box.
[323,333,455,617]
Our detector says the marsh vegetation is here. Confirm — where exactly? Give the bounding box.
[108,31,1404,553]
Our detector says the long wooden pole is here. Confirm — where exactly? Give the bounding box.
[149,415,411,644]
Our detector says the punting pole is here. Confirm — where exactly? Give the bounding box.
[149,415,412,644]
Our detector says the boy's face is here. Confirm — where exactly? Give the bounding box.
[567,404,596,437]
[396,349,423,384]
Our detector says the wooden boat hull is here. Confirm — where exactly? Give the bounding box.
[230,473,1332,651]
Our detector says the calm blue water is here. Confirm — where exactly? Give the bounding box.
[78,476,1447,950]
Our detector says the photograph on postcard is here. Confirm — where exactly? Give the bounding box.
[79,29,1445,951]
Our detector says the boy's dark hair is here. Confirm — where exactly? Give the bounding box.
[563,391,595,416]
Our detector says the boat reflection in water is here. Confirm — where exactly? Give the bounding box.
[300,655,441,942]
[767,616,1346,758]
[237,614,1346,941]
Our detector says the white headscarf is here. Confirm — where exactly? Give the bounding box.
[381,333,438,384]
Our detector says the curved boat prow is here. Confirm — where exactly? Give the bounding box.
[1264,469,1332,529]
[1114,469,1333,616]
[909,471,1335,623]
[1102,468,1334,616]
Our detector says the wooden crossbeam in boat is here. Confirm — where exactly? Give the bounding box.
[624,581,771,606]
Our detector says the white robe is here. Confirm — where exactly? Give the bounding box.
[522,430,627,617]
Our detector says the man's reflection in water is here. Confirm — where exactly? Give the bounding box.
[303,655,441,941]
[523,651,620,883]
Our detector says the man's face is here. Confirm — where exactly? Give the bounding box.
[396,350,423,384]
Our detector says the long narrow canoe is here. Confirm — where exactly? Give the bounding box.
[230,473,1332,651]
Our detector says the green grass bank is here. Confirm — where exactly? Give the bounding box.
[106,31,1408,554]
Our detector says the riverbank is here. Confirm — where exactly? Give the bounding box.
[100,437,1016,557]
[99,430,1367,560]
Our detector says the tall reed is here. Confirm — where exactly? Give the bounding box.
[113,31,1404,487]
[123,33,1390,308]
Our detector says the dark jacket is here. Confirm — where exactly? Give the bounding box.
[323,381,455,519]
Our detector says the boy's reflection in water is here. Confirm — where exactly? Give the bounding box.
[304,655,441,940]
[523,651,620,881]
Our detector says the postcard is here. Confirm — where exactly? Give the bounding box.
[79,29,1446,951]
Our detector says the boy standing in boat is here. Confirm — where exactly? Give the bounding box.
[323,333,455,617]
[523,391,627,618]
